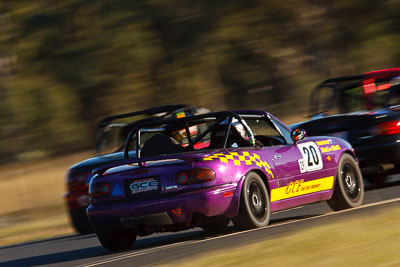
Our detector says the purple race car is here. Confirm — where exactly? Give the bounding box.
[87,110,364,250]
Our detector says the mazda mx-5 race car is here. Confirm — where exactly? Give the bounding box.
[65,105,209,234]
[87,110,364,250]
[291,68,400,185]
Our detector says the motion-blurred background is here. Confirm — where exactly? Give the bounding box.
[1,0,400,245]
[2,0,400,163]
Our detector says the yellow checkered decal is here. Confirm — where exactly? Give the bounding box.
[203,151,274,178]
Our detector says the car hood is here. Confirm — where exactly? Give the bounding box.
[290,108,400,144]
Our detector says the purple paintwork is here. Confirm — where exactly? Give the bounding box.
[86,110,362,248]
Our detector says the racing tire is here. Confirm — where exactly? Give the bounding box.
[69,209,94,234]
[233,172,270,230]
[95,227,137,251]
[200,216,230,231]
[327,154,364,211]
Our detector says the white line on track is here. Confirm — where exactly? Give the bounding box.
[78,197,400,267]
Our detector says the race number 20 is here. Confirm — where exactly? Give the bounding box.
[297,142,323,172]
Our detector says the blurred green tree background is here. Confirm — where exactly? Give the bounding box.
[1,0,400,163]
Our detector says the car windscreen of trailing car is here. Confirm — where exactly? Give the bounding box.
[312,77,400,117]
[95,114,158,155]
[95,107,206,155]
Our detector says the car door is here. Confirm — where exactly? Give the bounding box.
[268,118,327,209]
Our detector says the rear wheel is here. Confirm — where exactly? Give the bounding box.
[95,227,137,251]
[69,209,93,234]
[327,154,364,211]
[233,172,270,229]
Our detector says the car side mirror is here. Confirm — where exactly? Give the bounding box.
[291,129,306,143]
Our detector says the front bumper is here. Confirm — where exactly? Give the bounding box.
[87,183,238,230]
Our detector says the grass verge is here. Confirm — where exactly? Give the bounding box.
[0,205,74,246]
[0,151,91,246]
[162,206,400,267]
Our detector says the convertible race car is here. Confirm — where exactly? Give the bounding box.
[65,105,209,234]
[291,68,400,185]
[87,110,364,250]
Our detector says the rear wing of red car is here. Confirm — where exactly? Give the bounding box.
[315,68,400,88]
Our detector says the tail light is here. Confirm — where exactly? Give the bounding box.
[66,171,91,191]
[89,182,111,199]
[175,168,215,185]
[377,121,400,135]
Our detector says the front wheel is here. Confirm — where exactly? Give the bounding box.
[233,172,270,230]
[327,154,364,211]
[95,227,137,251]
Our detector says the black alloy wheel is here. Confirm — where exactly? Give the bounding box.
[233,172,270,229]
[327,154,364,211]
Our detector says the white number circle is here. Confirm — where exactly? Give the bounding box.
[297,142,323,172]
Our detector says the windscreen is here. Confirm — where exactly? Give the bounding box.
[95,108,200,155]
[242,117,287,146]
[96,124,130,155]
[312,77,400,116]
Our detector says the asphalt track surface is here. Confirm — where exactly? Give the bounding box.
[2,179,400,267]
